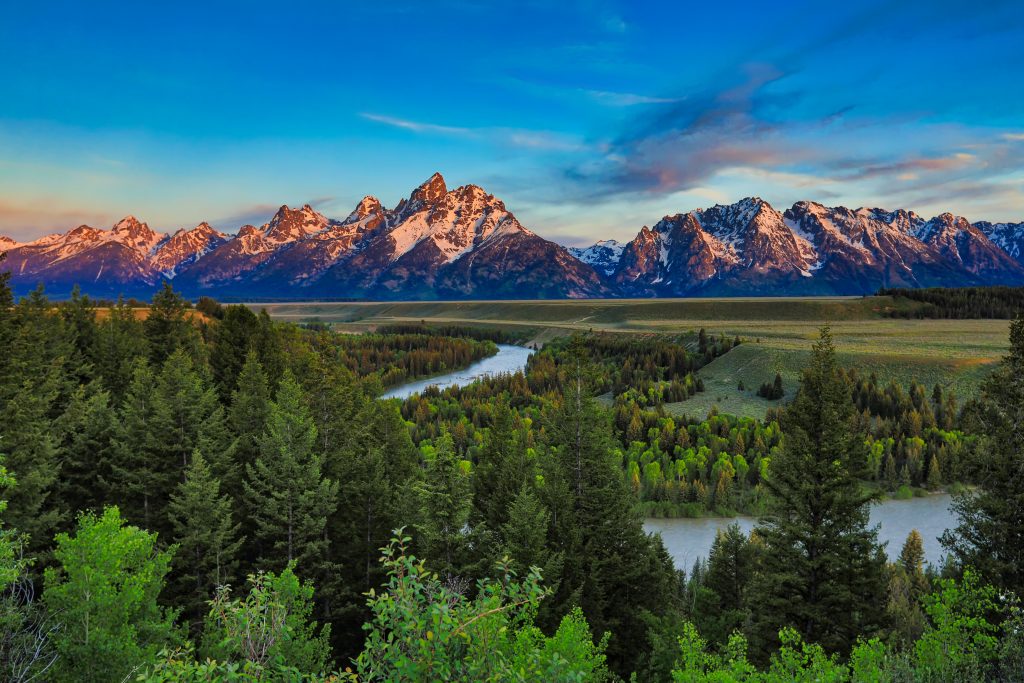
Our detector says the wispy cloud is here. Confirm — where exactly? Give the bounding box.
[543,58,1024,224]
[360,113,474,136]
[837,153,977,181]
[583,89,682,106]
[361,112,589,152]
[557,64,801,197]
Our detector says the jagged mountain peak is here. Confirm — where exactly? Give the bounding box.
[5,186,1024,300]
[347,196,384,222]
[697,197,781,240]
[193,221,227,237]
[171,221,223,237]
[106,215,165,253]
[67,224,101,239]
[569,239,625,277]
[112,214,144,231]
[410,172,447,205]
[263,204,330,244]
[916,212,972,242]
[151,221,229,276]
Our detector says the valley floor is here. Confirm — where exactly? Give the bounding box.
[257,296,1011,416]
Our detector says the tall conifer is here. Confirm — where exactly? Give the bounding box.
[751,326,887,656]
[243,371,337,575]
[942,314,1024,595]
[168,451,244,634]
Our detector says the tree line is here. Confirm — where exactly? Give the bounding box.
[879,285,1024,319]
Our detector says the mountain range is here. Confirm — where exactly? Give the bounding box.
[2,173,1023,299]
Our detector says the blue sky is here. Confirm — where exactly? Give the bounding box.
[2,0,1022,244]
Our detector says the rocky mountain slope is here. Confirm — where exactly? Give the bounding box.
[607,198,1024,296]
[1,177,1022,299]
[569,240,625,277]
[976,220,1024,267]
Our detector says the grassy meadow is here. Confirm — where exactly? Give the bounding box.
[254,297,1012,419]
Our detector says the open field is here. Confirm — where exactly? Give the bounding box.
[254,297,1012,418]
[252,295,918,329]
[93,308,211,323]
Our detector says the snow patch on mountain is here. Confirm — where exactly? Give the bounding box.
[569,239,625,276]
[976,221,1024,263]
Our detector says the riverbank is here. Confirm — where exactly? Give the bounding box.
[640,483,964,520]
[645,492,955,569]
[380,344,534,399]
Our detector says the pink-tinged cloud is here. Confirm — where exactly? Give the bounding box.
[0,199,116,241]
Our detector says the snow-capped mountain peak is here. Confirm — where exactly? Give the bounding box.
[110,215,165,253]
[976,220,1024,262]
[150,222,229,277]
[411,172,447,205]
[262,204,331,244]
[4,182,1023,300]
[569,239,625,276]
[345,196,384,223]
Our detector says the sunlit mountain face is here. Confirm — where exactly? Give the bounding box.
[3,174,1021,299]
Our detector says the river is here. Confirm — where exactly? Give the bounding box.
[381,345,956,571]
[381,344,534,400]
[645,493,956,571]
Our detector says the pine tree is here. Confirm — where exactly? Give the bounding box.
[884,451,898,490]
[54,381,117,522]
[751,326,887,657]
[300,355,363,462]
[254,309,286,381]
[539,335,681,676]
[196,406,239,490]
[942,314,1024,595]
[112,350,219,535]
[698,523,760,646]
[472,400,530,533]
[229,350,271,500]
[149,348,220,476]
[899,529,929,597]
[59,285,100,384]
[144,282,199,366]
[502,485,563,587]
[0,287,70,552]
[94,297,149,403]
[415,432,476,583]
[168,451,244,634]
[926,454,942,490]
[326,397,420,658]
[0,254,13,361]
[0,369,62,554]
[243,371,337,575]
[886,530,929,647]
[209,304,261,401]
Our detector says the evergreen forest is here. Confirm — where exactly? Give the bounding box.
[2,275,1023,681]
